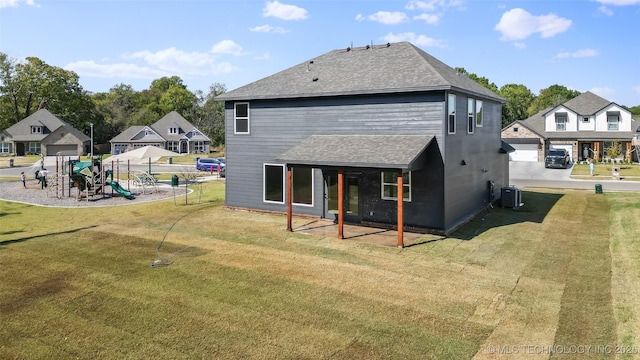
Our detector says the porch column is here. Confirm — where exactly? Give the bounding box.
[397,171,404,249]
[594,142,600,161]
[337,171,344,239]
[286,166,293,232]
[626,142,632,162]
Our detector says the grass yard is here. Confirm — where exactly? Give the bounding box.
[1,183,640,359]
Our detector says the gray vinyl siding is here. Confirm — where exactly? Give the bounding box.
[225,92,446,216]
[442,93,507,231]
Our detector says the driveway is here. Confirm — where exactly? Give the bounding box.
[509,161,640,192]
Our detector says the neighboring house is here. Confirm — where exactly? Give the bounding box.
[0,108,89,156]
[502,92,640,163]
[109,111,211,155]
[216,41,511,238]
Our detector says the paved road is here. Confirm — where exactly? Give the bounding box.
[0,156,214,181]
[509,161,640,192]
[2,158,639,192]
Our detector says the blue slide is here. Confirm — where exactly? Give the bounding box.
[107,180,134,199]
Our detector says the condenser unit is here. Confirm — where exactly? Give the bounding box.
[501,186,524,208]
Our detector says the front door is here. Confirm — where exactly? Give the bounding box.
[324,172,361,222]
[581,142,592,161]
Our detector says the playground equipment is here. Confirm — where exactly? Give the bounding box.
[70,157,134,200]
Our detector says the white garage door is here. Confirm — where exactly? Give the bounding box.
[551,145,573,162]
[46,145,78,156]
[509,144,538,162]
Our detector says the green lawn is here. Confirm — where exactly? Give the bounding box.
[571,163,640,179]
[1,183,639,359]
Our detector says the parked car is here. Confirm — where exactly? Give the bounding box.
[196,158,225,172]
[545,149,570,168]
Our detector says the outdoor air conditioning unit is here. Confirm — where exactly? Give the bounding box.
[501,186,523,209]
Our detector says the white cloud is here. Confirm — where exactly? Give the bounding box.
[495,8,572,41]
[263,1,308,21]
[382,32,446,48]
[405,0,465,11]
[249,24,288,34]
[65,61,170,79]
[597,5,615,15]
[255,52,271,61]
[555,48,599,59]
[0,0,38,8]
[590,87,615,100]
[210,40,245,56]
[595,0,640,5]
[413,13,440,24]
[514,42,527,49]
[356,11,409,25]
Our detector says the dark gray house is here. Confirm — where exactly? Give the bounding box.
[216,42,510,240]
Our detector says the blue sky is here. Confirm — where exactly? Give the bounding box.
[1,0,639,107]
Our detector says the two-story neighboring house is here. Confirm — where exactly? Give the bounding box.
[502,92,639,163]
[110,111,211,155]
[0,108,89,156]
[216,41,511,238]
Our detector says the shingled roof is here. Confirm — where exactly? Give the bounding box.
[276,135,434,171]
[546,91,613,116]
[216,42,505,103]
[3,108,89,142]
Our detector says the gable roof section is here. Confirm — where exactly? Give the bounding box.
[216,42,505,103]
[277,135,434,171]
[110,126,145,142]
[4,109,67,141]
[559,91,612,116]
[150,111,210,141]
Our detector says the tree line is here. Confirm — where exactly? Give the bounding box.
[0,53,225,147]
[1,53,639,147]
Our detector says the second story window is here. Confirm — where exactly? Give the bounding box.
[607,113,619,130]
[234,103,250,134]
[31,126,42,134]
[475,100,483,127]
[447,94,456,134]
[169,127,178,134]
[467,98,474,134]
[555,113,567,131]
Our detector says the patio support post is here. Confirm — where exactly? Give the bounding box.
[286,166,293,232]
[337,170,344,239]
[397,171,404,248]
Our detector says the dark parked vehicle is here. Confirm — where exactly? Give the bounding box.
[545,149,570,168]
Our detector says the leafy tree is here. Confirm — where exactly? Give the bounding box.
[499,84,535,127]
[189,83,226,146]
[454,67,499,93]
[0,53,100,134]
[527,84,580,116]
[627,105,640,117]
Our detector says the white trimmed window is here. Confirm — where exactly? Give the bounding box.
[467,98,475,134]
[234,103,250,134]
[31,126,42,134]
[169,127,178,135]
[28,142,40,154]
[448,94,456,134]
[0,143,10,154]
[264,164,284,204]
[167,141,179,152]
[475,99,483,127]
[607,115,619,130]
[381,171,411,202]
[292,167,313,206]
[193,141,205,153]
[556,116,567,131]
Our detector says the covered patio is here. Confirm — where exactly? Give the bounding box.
[277,134,435,248]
